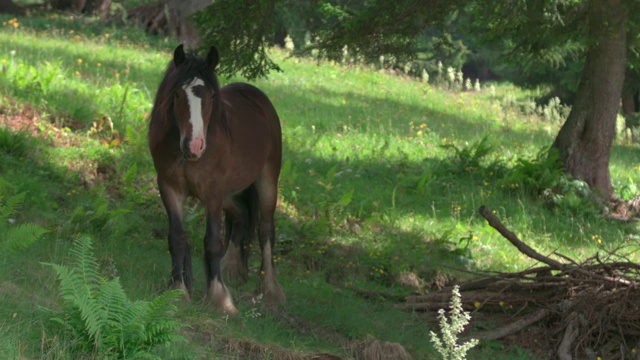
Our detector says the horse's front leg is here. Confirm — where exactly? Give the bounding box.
[159,183,192,301]
[167,211,193,301]
[204,205,238,315]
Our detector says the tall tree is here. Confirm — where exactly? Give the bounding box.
[550,0,627,198]
[190,0,636,199]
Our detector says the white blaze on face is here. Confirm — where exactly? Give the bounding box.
[182,77,206,157]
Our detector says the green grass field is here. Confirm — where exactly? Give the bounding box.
[1,13,640,359]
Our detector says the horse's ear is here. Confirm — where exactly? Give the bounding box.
[173,44,186,67]
[206,46,219,71]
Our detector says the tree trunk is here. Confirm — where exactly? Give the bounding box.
[0,0,26,15]
[49,0,110,16]
[165,0,209,47]
[550,0,627,199]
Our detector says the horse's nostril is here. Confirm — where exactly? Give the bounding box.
[190,138,205,157]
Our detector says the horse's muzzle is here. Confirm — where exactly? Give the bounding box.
[181,138,204,161]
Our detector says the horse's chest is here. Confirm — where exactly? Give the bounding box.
[181,163,250,200]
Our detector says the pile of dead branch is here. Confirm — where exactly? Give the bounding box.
[400,205,640,360]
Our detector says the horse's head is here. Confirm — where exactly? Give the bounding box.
[172,44,220,161]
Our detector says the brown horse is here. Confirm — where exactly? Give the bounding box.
[148,44,284,314]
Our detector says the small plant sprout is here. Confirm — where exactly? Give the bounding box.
[447,67,456,88]
[464,78,472,91]
[422,69,430,83]
[304,31,311,46]
[456,70,464,88]
[403,62,412,75]
[379,55,385,68]
[474,79,481,92]
[429,285,479,360]
[284,35,295,53]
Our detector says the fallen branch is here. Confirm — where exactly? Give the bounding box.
[471,308,551,341]
[399,205,640,358]
[479,205,566,270]
[557,315,579,360]
[479,205,632,286]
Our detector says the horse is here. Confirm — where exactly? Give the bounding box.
[148,44,284,314]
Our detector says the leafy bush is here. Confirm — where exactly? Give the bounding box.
[438,136,504,179]
[43,235,186,359]
[0,177,47,255]
[0,127,31,158]
[500,148,565,196]
[501,149,601,215]
[536,96,571,123]
[429,285,479,360]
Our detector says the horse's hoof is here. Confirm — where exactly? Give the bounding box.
[260,278,286,305]
[222,303,239,316]
[170,282,191,303]
[265,287,286,305]
[207,281,238,315]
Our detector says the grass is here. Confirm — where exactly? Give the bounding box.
[1,12,640,359]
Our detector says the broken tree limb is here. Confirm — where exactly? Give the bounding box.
[479,205,566,269]
[479,205,632,286]
[470,308,552,341]
[557,315,579,360]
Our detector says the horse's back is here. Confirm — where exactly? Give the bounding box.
[221,82,280,123]
[219,83,282,180]
[221,82,282,154]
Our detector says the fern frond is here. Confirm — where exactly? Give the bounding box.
[1,223,47,252]
[69,235,101,287]
[141,290,186,346]
[45,263,90,304]
[95,277,131,354]
[75,293,105,344]
[121,300,149,345]
[45,236,187,358]
[96,277,130,326]
[0,192,24,220]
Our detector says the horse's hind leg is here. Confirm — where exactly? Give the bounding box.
[158,182,192,302]
[222,193,251,287]
[255,177,286,305]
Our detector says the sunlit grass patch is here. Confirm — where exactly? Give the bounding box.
[0,14,639,359]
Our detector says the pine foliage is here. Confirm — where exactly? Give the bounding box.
[44,236,187,359]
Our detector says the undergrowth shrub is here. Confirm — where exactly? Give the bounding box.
[65,186,133,238]
[536,96,571,123]
[0,177,47,255]
[500,148,565,196]
[43,235,186,359]
[0,127,31,158]
[429,285,478,360]
[316,166,355,236]
[617,177,639,201]
[438,136,505,179]
[501,149,601,215]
